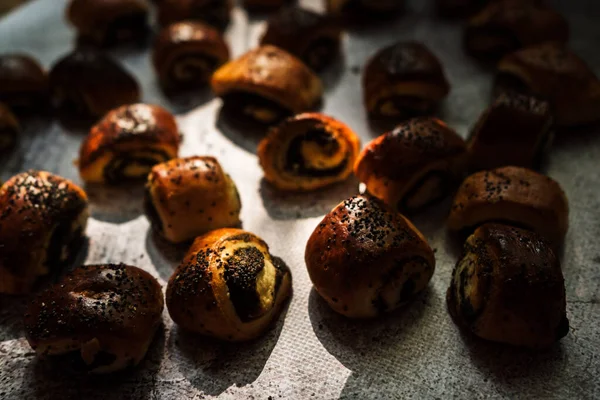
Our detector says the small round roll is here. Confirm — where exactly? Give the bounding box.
[495,42,600,127]
[355,117,468,213]
[0,103,20,152]
[145,156,242,243]
[158,0,232,30]
[66,0,150,47]
[166,228,292,341]
[465,1,569,60]
[467,92,554,171]
[211,45,323,125]
[447,223,569,348]
[24,264,164,373]
[0,54,48,110]
[152,21,230,90]
[258,113,360,191]
[78,104,180,184]
[305,195,435,318]
[447,166,569,246]
[49,49,140,121]
[363,41,450,120]
[326,0,404,17]
[0,171,89,294]
[260,6,341,71]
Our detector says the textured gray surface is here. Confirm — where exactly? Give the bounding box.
[1,0,600,399]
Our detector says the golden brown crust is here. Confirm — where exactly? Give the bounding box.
[145,156,242,243]
[465,1,568,59]
[152,21,230,89]
[258,113,360,191]
[355,117,467,213]
[157,0,232,30]
[0,102,20,152]
[78,103,180,184]
[305,195,435,318]
[447,223,568,348]
[363,41,450,119]
[0,54,48,110]
[211,45,323,116]
[24,264,164,373]
[447,166,568,246]
[0,171,89,294]
[467,92,553,171]
[166,228,292,341]
[496,42,600,126]
[66,0,149,46]
[49,49,140,119]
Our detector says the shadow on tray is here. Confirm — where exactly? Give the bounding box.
[86,183,146,223]
[145,229,189,281]
[259,176,359,220]
[167,299,290,397]
[25,323,166,400]
[215,105,269,154]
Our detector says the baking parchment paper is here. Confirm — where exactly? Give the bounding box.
[0,0,599,399]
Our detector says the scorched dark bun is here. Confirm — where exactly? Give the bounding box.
[24,263,164,373]
[305,195,435,318]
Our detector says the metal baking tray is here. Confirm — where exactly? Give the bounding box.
[1,0,599,399]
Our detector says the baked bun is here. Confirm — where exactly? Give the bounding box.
[78,103,180,184]
[0,54,48,110]
[211,45,323,124]
[447,166,568,246]
[465,1,568,60]
[158,0,232,30]
[243,0,286,11]
[447,223,569,348]
[495,42,600,126]
[260,7,341,72]
[145,156,241,243]
[152,21,230,90]
[355,117,468,213]
[435,0,489,18]
[467,92,553,171]
[24,264,164,373]
[0,171,89,294]
[363,41,450,120]
[258,113,360,191]
[66,0,150,47]
[0,102,20,153]
[305,195,435,318]
[326,0,404,17]
[166,228,292,341]
[49,49,140,121]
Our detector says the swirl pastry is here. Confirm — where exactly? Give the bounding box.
[78,104,180,184]
[24,264,164,373]
[326,0,404,17]
[258,113,360,191]
[447,166,568,246]
[49,49,140,121]
[145,156,242,243]
[305,195,435,318]
[152,21,229,90]
[0,171,89,295]
[363,41,450,120]
[355,117,468,213]
[260,7,341,71]
[158,0,232,30]
[0,54,48,110]
[465,1,569,60]
[211,45,323,124]
[0,103,20,153]
[447,223,569,348]
[495,42,600,126]
[166,228,292,341]
[66,0,150,47]
[467,92,553,171]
